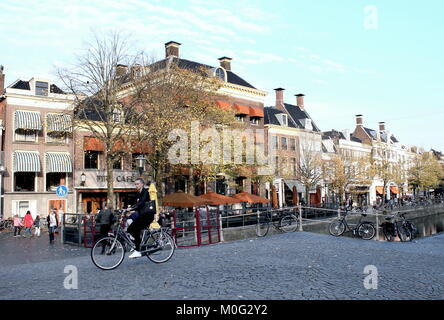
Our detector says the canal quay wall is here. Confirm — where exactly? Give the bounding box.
[221,205,444,242]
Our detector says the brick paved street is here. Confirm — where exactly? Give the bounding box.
[0,230,443,300]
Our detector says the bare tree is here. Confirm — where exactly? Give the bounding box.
[296,141,323,205]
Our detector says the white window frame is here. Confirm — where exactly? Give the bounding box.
[12,200,37,218]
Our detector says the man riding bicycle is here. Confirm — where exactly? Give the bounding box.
[125,178,156,259]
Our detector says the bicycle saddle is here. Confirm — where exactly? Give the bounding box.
[361,213,367,217]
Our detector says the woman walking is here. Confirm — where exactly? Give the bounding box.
[23,211,34,237]
[33,215,41,237]
[13,215,23,237]
[47,209,58,244]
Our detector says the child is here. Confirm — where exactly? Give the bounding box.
[13,215,23,237]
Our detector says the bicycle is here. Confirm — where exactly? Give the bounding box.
[0,218,13,231]
[91,210,175,270]
[380,212,412,242]
[329,212,376,240]
[256,209,299,237]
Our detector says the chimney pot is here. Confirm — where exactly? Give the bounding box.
[355,114,363,126]
[274,88,285,111]
[295,94,305,110]
[0,65,4,94]
[218,57,232,71]
[379,122,386,131]
[115,64,128,78]
[165,41,181,58]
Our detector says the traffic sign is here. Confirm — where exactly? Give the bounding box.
[56,185,68,197]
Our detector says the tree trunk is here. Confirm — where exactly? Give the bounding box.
[106,153,115,210]
[305,186,310,206]
[188,167,195,195]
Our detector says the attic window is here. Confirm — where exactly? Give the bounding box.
[35,81,49,96]
[282,114,288,126]
[214,68,226,81]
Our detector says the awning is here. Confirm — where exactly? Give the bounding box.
[14,110,42,130]
[216,100,232,111]
[390,186,398,194]
[284,180,305,193]
[249,107,264,118]
[13,152,41,172]
[46,153,72,173]
[233,104,250,115]
[46,113,72,133]
[84,137,105,152]
[375,186,384,195]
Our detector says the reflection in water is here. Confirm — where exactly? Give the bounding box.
[409,211,444,238]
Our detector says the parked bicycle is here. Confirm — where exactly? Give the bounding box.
[380,213,411,242]
[256,209,299,237]
[329,212,376,240]
[91,210,175,270]
[0,218,14,231]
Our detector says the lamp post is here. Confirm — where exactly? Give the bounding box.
[80,172,86,186]
[135,154,146,177]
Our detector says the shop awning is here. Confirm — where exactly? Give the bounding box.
[233,104,250,115]
[14,110,42,130]
[84,136,105,152]
[46,153,72,173]
[216,100,232,111]
[284,180,304,193]
[249,107,264,118]
[13,151,41,172]
[375,186,384,195]
[390,186,398,194]
[46,113,72,133]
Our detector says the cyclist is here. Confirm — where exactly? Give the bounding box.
[125,178,156,259]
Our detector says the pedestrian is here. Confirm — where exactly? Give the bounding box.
[95,201,115,253]
[13,214,23,237]
[23,211,34,237]
[47,209,58,244]
[33,215,41,237]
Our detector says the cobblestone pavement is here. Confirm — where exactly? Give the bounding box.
[0,230,443,300]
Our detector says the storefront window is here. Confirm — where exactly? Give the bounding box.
[84,151,99,169]
[14,173,36,192]
[46,173,66,191]
[113,157,122,170]
[15,129,37,142]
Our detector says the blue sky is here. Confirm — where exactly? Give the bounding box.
[1,0,443,151]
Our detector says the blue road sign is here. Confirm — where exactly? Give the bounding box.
[56,185,68,197]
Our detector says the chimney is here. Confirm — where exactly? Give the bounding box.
[379,121,386,131]
[274,88,285,111]
[115,64,128,78]
[165,41,181,58]
[295,94,305,110]
[0,65,4,95]
[355,114,363,126]
[218,57,232,71]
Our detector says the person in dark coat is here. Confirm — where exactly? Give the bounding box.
[95,202,115,253]
[126,178,156,258]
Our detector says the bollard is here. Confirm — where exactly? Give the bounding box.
[375,212,379,241]
[298,204,303,231]
[219,211,224,242]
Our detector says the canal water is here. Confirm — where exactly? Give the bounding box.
[409,210,444,238]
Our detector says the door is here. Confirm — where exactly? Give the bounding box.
[48,200,66,215]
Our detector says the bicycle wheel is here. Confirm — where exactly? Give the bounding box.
[382,223,394,241]
[358,223,376,240]
[329,220,346,236]
[280,214,299,233]
[256,216,270,237]
[91,237,125,270]
[397,224,412,242]
[145,230,175,263]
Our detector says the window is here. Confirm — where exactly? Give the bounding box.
[84,151,99,169]
[35,81,49,96]
[236,115,246,122]
[46,173,66,192]
[215,68,225,81]
[46,132,67,144]
[250,117,260,125]
[281,114,288,126]
[290,138,296,151]
[272,136,278,150]
[281,137,288,150]
[113,157,122,170]
[113,108,122,123]
[14,173,36,192]
[15,129,37,142]
[12,200,36,218]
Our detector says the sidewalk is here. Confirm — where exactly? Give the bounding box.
[0,230,89,267]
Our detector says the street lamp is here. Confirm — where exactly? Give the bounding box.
[80,172,86,186]
[135,154,146,177]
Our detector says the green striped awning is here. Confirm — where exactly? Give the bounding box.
[14,110,42,130]
[13,152,41,172]
[46,153,72,173]
[46,113,72,133]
